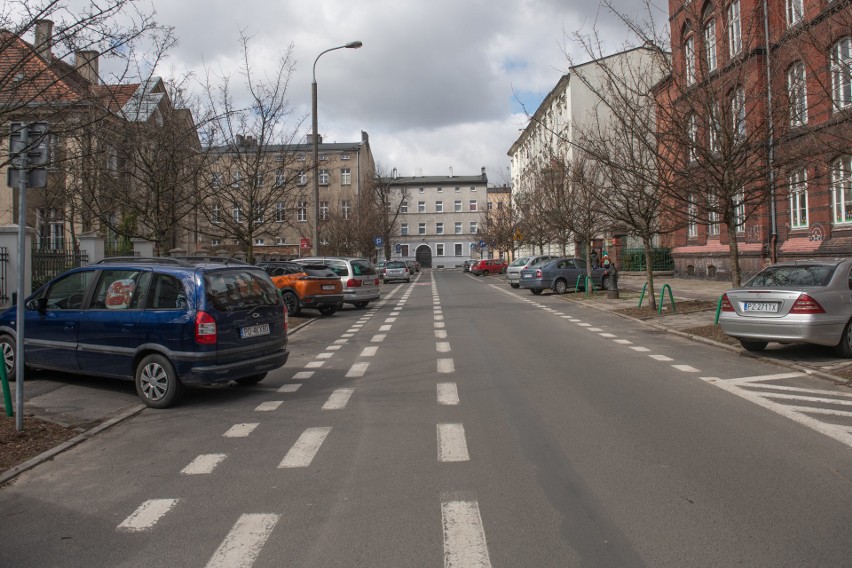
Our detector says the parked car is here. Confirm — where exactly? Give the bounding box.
[384,260,411,283]
[259,261,343,316]
[719,259,852,356]
[463,259,477,272]
[412,260,422,272]
[295,257,381,308]
[0,258,289,408]
[404,260,418,274]
[470,258,508,276]
[518,257,609,294]
[506,255,558,288]
[377,260,390,278]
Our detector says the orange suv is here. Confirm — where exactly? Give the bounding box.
[260,261,343,316]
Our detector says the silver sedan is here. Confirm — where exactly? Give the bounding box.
[719,259,852,356]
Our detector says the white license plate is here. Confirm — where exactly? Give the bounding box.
[241,323,270,338]
[742,302,779,313]
[522,274,533,278]
[322,285,336,290]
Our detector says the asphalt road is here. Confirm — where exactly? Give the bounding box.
[3,270,852,567]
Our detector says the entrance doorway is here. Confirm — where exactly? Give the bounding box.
[415,244,432,268]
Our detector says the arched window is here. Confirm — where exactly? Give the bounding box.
[831,156,852,224]
[832,38,852,111]
[703,3,717,73]
[787,61,807,126]
[683,22,696,86]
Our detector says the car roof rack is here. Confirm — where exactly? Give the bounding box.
[97,256,190,265]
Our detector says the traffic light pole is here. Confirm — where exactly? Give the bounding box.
[15,126,27,431]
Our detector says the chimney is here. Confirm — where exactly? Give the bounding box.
[481,166,487,180]
[34,20,53,61]
[392,167,398,179]
[74,50,100,85]
[449,167,454,178]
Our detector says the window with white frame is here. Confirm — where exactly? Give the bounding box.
[786,0,803,26]
[232,205,242,223]
[211,239,220,246]
[255,173,264,186]
[437,186,443,193]
[297,200,308,222]
[400,201,408,213]
[212,172,222,188]
[732,87,746,140]
[275,202,285,222]
[319,154,328,161]
[212,204,221,224]
[298,171,307,185]
[455,221,462,234]
[728,0,742,57]
[685,35,696,86]
[275,171,286,187]
[418,187,424,193]
[707,195,720,236]
[255,238,264,245]
[469,221,478,233]
[454,243,463,256]
[831,155,852,224]
[341,168,351,185]
[788,168,809,229]
[454,200,462,212]
[688,114,698,162]
[401,223,409,236]
[436,222,444,235]
[297,154,305,161]
[341,153,350,160]
[253,205,263,224]
[469,200,478,212]
[787,62,808,126]
[319,169,329,185]
[320,201,329,220]
[832,38,852,111]
[341,199,352,220]
[418,222,426,235]
[470,186,476,192]
[687,195,698,238]
[232,171,242,187]
[275,237,285,245]
[734,190,746,232]
[455,186,461,193]
[435,201,444,213]
[436,243,445,256]
[709,104,721,153]
[704,19,717,73]
[418,201,426,213]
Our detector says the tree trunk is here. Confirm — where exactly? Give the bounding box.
[642,238,657,310]
[726,222,742,288]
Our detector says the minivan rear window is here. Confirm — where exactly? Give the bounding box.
[205,270,280,311]
[352,261,376,276]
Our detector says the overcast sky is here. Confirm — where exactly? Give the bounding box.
[136,0,663,185]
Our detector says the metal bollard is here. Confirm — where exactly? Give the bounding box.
[606,269,619,299]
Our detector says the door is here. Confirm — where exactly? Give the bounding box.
[416,245,432,268]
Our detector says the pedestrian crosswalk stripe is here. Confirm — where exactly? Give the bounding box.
[205,513,280,568]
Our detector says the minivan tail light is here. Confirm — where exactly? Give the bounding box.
[720,293,734,312]
[535,269,542,278]
[790,294,825,314]
[195,311,217,344]
[346,278,362,287]
[374,278,380,286]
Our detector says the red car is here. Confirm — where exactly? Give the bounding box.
[470,259,508,276]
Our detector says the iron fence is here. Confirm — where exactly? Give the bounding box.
[32,245,88,291]
[620,247,675,271]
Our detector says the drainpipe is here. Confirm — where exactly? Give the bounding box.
[763,0,778,264]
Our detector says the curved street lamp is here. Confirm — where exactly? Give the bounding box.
[312,41,362,256]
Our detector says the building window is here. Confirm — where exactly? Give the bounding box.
[341,153,350,160]
[400,201,408,213]
[455,222,462,234]
[437,186,443,193]
[319,169,329,185]
[832,38,852,111]
[688,114,698,162]
[487,202,493,210]
[255,238,264,245]
[232,171,241,188]
[298,171,307,185]
[455,186,461,193]
[454,243,463,256]
[469,221,478,234]
[341,199,351,220]
[232,205,242,223]
[401,223,409,236]
[687,195,698,238]
[319,154,328,161]
[728,0,741,57]
[709,104,721,153]
[786,0,803,26]
[341,168,351,185]
[297,200,308,222]
[400,244,409,256]
[454,200,462,212]
[707,195,720,236]
[211,172,222,188]
[253,205,263,224]
[435,201,444,213]
[418,223,426,235]
[436,222,444,235]
[418,201,426,213]
[320,201,329,220]
[732,86,746,140]
[211,239,220,246]
[212,204,221,224]
[275,202,285,222]
[788,168,809,229]
[436,243,445,256]
[418,187,424,193]
[276,237,285,245]
[832,156,852,224]
[275,171,286,187]
[734,190,746,232]
[685,35,695,86]
[704,19,717,73]
[788,62,808,126]
[469,200,478,212]
[255,173,264,187]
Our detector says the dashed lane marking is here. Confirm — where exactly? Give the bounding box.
[205,513,280,568]
[323,388,355,410]
[277,384,302,393]
[279,427,332,468]
[438,358,455,374]
[117,499,179,532]
[441,499,492,568]
[437,423,470,462]
[182,453,227,475]
[438,383,460,405]
[224,423,259,438]
[292,371,314,380]
[346,362,370,378]
[255,401,283,412]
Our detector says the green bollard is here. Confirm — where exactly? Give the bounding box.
[714,294,724,325]
[658,284,677,315]
[1,356,12,417]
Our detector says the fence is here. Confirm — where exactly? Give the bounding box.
[620,247,675,271]
[0,247,8,304]
[31,245,88,291]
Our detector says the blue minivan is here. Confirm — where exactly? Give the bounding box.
[0,258,289,408]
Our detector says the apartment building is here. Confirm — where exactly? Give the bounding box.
[662,0,852,278]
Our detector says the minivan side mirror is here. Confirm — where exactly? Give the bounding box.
[26,298,47,313]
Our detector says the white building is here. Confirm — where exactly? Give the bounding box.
[386,168,489,269]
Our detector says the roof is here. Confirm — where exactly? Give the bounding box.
[385,174,488,186]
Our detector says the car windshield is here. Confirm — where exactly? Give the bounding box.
[387,261,406,269]
[205,269,280,311]
[745,265,836,288]
[510,257,530,267]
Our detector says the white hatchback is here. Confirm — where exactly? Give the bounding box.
[296,257,381,309]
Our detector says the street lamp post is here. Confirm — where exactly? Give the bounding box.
[312,41,362,257]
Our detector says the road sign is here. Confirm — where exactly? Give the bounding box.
[374,236,383,247]
[395,243,401,253]
[479,240,486,248]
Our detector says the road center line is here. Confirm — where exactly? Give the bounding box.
[438,423,470,462]
[255,401,283,411]
[441,499,492,568]
[437,358,455,374]
[437,383,460,405]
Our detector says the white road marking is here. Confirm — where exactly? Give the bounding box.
[434,321,446,329]
[342,333,354,338]
[599,333,616,338]
[672,364,700,372]
[742,383,852,398]
[293,371,314,380]
[442,499,492,568]
[385,317,397,323]
[205,513,280,568]
[577,323,591,327]
[784,406,852,417]
[613,339,632,345]
[438,383,460,405]
[438,423,470,462]
[316,352,333,359]
[278,384,302,393]
[437,342,452,353]
[323,388,355,410]
[346,362,370,378]
[588,327,604,332]
[182,453,227,475]
[379,325,392,332]
[561,315,572,319]
[279,427,332,468]
[371,334,386,342]
[435,330,448,339]
[435,314,445,321]
[255,401,283,412]
[224,423,259,438]
[649,354,673,361]
[758,392,852,406]
[346,328,359,333]
[438,358,455,374]
[117,499,179,532]
[325,345,341,351]
[360,346,379,357]
[305,361,325,368]
[630,346,650,352]
[725,372,806,385]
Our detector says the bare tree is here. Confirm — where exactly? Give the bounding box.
[479,199,518,260]
[367,165,410,261]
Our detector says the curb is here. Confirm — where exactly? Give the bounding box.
[0,402,146,486]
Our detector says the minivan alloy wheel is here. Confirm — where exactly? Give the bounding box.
[136,354,184,408]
